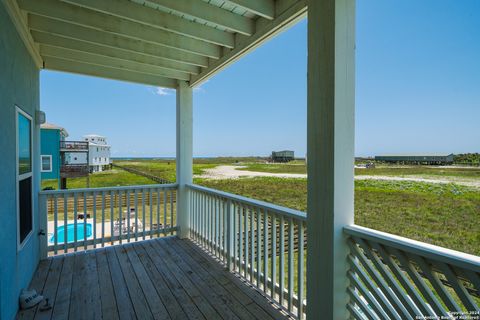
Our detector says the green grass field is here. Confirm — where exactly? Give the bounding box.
[42,158,480,255]
[41,168,156,190]
[198,177,480,256]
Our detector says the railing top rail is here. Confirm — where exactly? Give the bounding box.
[187,183,306,221]
[344,225,480,272]
[40,183,178,195]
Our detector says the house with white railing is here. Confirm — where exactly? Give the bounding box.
[1,1,479,320]
[83,134,111,172]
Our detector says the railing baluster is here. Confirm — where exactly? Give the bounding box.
[133,189,137,241]
[215,197,220,257]
[163,190,167,237]
[170,190,177,236]
[63,193,68,254]
[250,207,255,283]
[73,193,78,251]
[93,191,97,249]
[53,194,58,255]
[170,189,174,236]
[279,215,285,307]
[125,190,132,242]
[227,199,234,271]
[207,194,211,249]
[244,206,249,279]
[118,190,123,244]
[141,189,145,240]
[288,217,294,312]
[101,191,105,247]
[156,189,160,238]
[263,210,268,293]
[83,192,87,251]
[256,208,261,288]
[233,202,238,272]
[271,214,277,299]
[239,205,244,276]
[149,188,153,239]
[223,198,228,262]
[110,190,114,245]
[193,191,197,241]
[297,221,304,318]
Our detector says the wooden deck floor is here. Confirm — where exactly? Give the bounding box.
[18,237,291,320]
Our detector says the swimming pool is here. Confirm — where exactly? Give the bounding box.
[49,223,93,244]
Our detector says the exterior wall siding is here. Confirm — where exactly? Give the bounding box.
[0,4,40,320]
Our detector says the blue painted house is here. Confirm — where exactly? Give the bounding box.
[40,123,68,181]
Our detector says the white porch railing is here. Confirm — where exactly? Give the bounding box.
[345,225,480,319]
[39,184,177,256]
[187,184,307,319]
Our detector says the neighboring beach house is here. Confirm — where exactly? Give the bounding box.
[63,134,111,173]
[40,123,68,180]
[83,134,111,172]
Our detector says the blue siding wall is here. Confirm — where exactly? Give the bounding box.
[41,129,60,180]
[0,4,41,320]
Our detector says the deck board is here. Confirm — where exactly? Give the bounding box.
[18,237,292,320]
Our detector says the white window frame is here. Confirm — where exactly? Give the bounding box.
[41,155,52,172]
[16,106,34,251]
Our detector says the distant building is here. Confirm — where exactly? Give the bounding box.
[271,150,295,162]
[83,134,111,172]
[375,154,454,165]
[40,123,68,180]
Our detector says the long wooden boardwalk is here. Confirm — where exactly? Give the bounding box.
[18,237,291,320]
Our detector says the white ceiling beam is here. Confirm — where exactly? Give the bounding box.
[40,45,190,80]
[191,0,307,87]
[223,0,275,20]
[1,0,42,67]
[60,0,234,48]
[147,0,254,36]
[18,0,221,59]
[28,15,209,67]
[32,31,200,75]
[44,56,178,87]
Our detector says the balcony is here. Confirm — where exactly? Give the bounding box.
[59,141,89,152]
[21,184,480,319]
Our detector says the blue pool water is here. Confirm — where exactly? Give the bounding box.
[49,223,93,244]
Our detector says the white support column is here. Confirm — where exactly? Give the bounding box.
[306,0,355,319]
[176,81,193,239]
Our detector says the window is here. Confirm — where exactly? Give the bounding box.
[41,155,52,172]
[17,107,33,248]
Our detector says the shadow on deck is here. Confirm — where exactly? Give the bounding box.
[18,237,292,320]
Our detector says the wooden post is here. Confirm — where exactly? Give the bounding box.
[306,0,356,319]
[176,81,193,239]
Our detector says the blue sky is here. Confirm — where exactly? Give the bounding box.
[40,0,480,158]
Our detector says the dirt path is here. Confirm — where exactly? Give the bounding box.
[198,165,307,179]
[198,165,480,188]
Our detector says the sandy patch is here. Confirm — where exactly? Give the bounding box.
[197,165,480,188]
[198,165,307,179]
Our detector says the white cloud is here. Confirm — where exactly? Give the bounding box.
[155,87,174,96]
[149,80,209,96]
[193,79,209,93]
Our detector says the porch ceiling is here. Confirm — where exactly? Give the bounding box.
[5,0,307,88]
